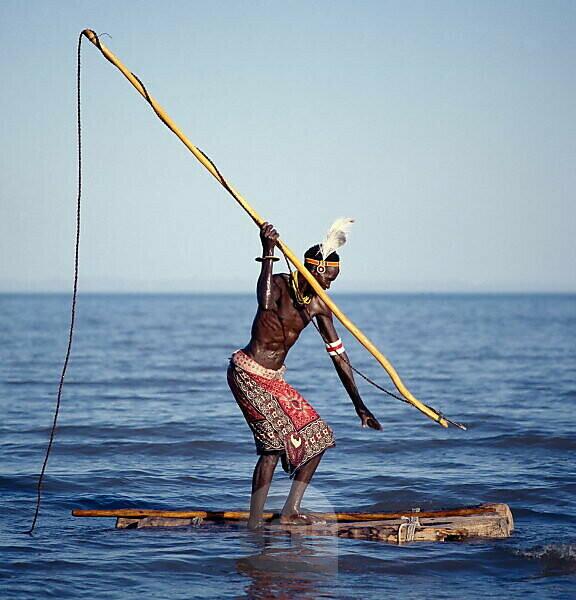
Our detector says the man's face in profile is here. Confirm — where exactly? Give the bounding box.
[311,265,340,290]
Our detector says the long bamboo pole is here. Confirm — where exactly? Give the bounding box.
[81,29,450,427]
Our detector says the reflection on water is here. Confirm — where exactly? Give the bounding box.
[238,531,338,599]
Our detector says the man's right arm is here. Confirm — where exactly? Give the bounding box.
[257,222,280,310]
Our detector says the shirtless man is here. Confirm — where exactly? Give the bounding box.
[227,222,381,530]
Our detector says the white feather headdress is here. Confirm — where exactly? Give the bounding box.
[320,217,355,259]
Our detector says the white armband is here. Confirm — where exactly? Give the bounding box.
[326,338,345,356]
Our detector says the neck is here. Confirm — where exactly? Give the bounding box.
[297,272,315,296]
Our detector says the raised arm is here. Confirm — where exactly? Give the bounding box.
[256,222,280,310]
[316,312,382,430]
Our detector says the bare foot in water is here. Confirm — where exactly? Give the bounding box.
[279,512,326,526]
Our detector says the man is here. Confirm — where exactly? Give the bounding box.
[227,221,381,530]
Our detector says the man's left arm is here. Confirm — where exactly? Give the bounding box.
[316,312,382,430]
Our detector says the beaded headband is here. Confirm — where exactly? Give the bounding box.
[304,257,340,274]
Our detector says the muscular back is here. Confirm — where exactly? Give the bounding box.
[244,274,326,370]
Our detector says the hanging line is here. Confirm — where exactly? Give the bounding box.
[25,33,85,535]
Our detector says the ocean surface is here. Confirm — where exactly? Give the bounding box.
[1,293,575,599]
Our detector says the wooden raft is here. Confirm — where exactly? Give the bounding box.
[72,502,513,544]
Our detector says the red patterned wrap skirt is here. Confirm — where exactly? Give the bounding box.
[227,350,335,476]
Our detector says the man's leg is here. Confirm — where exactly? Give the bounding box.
[280,451,324,525]
[248,453,280,530]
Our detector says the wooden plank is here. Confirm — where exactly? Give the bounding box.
[72,503,500,522]
[117,517,197,529]
[276,512,513,543]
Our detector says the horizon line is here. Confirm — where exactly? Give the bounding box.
[0,289,574,296]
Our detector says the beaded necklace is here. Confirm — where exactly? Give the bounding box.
[290,272,312,305]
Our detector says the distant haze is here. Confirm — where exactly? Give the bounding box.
[1,1,575,293]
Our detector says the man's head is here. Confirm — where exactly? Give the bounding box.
[304,244,340,290]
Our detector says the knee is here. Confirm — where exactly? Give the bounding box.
[258,453,280,469]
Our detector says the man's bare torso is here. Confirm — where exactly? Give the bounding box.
[243,273,328,370]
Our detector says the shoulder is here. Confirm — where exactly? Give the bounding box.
[272,273,291,297]
[274,273,290,288]
[312,294,333,319]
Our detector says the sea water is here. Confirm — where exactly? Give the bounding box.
[1,293,575,599]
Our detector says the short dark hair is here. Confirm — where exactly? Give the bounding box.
[304,244,339,262]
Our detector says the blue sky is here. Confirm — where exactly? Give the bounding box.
[1,0,574,292]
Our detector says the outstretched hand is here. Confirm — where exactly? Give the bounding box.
[260,222,279,252]
[358,408,382,431]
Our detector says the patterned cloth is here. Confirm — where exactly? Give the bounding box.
[227,350,335,476]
